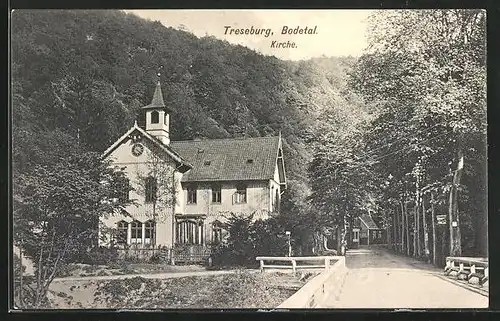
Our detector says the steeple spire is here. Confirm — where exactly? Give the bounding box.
[150,68,165,107]
[150,80,165,107]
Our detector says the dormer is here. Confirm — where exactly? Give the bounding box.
[142,80,170,145]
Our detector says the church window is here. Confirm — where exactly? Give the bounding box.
[130,220,142,244]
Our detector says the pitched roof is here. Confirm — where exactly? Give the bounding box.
[170,136,281,182]
[102,122,192,173]
[359,213,380,230]
[142,81,169,111]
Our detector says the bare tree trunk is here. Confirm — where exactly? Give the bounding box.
[348,215,354,249]
[404,199,410,256]
[336,225,341,254]
[416,204,421,257]
[449,150,464,256]
[431,191,437,266]
[152,202,157,249]
[393,208,398,252]
[400,199,405,254]
[413,206,417,257]
[422,193,429,262]
[19,242,23,306]
[415,177,421,258]
[35,245,44,307]
[341,214,347,255]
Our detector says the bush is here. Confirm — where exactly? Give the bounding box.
[87,246,119,265]
[149,253,162,263]
[210,214,288,268]
[55,263,80,277]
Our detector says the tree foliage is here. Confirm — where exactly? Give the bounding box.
[12,130,132,307]
[11,10,367,227]
[308,9,486,260]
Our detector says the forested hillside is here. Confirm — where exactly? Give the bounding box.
[11,9,367,207]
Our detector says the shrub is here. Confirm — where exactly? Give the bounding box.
[55,263,80,277]
[210,213,288,268]
[88,246,119,265]
[149,253,162,263]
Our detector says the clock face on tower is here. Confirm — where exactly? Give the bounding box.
[131,143,144,157]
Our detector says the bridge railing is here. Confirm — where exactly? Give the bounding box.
[255,256,340,273]
[444,256,488,286]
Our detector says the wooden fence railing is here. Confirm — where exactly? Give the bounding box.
[444,256,488,286]
[255,256,340,273]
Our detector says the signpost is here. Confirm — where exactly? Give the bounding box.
[436,215,447,225]
[285,231,291,257]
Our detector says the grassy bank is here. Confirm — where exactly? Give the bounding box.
[47,271,316,309]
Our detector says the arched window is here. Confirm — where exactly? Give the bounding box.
[176,220,204,245]
[117,221,128,244]
[151,110,159,124]
[131,220,142,244]
[144,220,155,245]
[145,176,157,203]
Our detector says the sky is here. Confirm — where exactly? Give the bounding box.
[124,10,373,61]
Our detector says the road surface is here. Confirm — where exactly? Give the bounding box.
[320,246,488,309]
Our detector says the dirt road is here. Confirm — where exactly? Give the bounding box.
[320,246,488,309]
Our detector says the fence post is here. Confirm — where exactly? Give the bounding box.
[446,259,453,274]
[260,260,264,273]
[292,260,297,274]
[469,264,476,281]
[325,257,330,270]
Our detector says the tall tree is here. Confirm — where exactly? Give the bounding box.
[348,9,486,260]
[13,132,132,308]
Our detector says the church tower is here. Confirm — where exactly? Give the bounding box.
[143,78,170,145]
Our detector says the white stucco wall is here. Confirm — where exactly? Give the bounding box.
[181,181,270,218]
[100,130,286,247]
[100,135,178,247]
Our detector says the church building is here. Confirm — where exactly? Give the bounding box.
[99,79,287,248]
